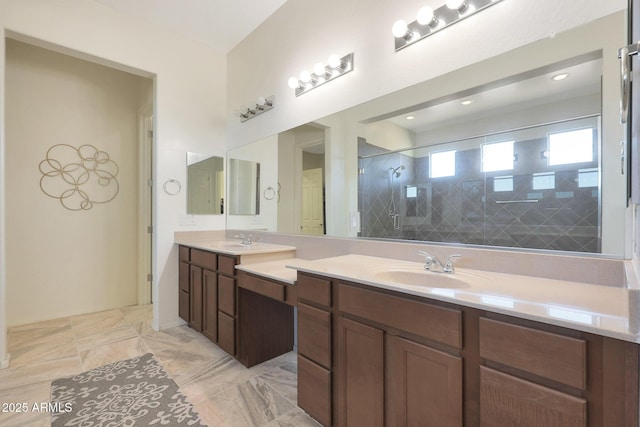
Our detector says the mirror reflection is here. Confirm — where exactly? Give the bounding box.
[186,152,224,215]
[227,11,625,256]
[228,158,260,215]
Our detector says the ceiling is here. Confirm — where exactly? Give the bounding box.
[93,0,288,54]
[385,57,603,134]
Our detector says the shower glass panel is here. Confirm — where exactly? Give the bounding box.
[357,116,601,253]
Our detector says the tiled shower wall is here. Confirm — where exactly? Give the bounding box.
[358,136,600,253]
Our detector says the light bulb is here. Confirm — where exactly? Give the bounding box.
[392,20,409,38]
[256,96,266,106]
[416,6,435,26]
[328,54,342,69]
[313,62,326,76]
[446,0,467,11]
[300,70,312,83]
[288,77,300,89]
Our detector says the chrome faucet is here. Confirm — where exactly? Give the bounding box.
[234,233,253,246]
[418,251,462,273]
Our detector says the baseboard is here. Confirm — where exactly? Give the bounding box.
[1,353,10,369]
[159,319,187,330]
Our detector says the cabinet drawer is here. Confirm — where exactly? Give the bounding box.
[480,367,586,427]
[338,284,462,349]
[218,275,236,316]
[298,355,331,427]
[191,249,217,270]
[218,311,235,355]
[298,303,332,369]
[179,289,190,321]
[479,318,586,390]
[298,274,332,308]
[218,255,237,276]
[237,272,285,301]
[179,245,190,262]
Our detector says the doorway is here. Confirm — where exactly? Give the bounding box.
[5,38,154,325]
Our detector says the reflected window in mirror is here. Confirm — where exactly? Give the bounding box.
[186,153,224,215]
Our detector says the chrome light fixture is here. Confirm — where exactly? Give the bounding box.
[392,0,504,51]
[239,95,274,122]
[288,53,354,97]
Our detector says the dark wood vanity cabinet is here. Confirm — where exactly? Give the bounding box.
[177,245,238,357]
[335,282,463,427]
[296,272,640,427]
[297,273,334,427]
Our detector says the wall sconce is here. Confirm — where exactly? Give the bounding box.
[239,96,274,122]
[287,53,354,97]
[392,0,504,51]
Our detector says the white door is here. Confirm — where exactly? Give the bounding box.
[302,168,324,235]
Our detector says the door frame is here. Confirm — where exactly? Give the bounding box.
[137,109,153,305]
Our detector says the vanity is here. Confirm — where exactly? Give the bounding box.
[175,233,640,427]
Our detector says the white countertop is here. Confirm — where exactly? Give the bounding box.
[175,236,296,257]
[286,254,640,343]
[235,258,302,285]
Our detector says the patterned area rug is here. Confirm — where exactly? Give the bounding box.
[50,353,206,426]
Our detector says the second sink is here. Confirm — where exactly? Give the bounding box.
[374,269,471,289]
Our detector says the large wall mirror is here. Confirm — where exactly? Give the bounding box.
[226,11,627,257]
[187,152,224,215]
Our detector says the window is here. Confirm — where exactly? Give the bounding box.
[548,128,593,166]
[493,175,513,192]
[406,185,417,198]
[578,168,598,188]
[532,172,555,190]
[482,140,514,172]
[430,150,456,178]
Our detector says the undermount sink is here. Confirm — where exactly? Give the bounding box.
[374,270,471,289]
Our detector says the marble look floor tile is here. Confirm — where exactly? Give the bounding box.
[74,324,139,352]
[266,410,323,427]
[0,380,52,427]
[79,336,151,371]
[8,317,71,333]
[178,355,258,402]
[8,326,77,368]
[257,362,298,404]
[216,376,297,427]
[69,308,127,338]
[0,357,82,391]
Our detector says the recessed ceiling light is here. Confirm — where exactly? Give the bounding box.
[406,115,415,120]
[552,73,570,81]
[460,100,473,106]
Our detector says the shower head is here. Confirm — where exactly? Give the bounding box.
[389,165,405,178]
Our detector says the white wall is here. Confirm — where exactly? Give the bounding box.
[5,40,149,326]
[0,0,227,366]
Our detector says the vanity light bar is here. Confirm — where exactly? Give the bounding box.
[392,0,504,52]
[240,95,275,123]
[288,53,354,97]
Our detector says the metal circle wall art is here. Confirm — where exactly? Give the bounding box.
[39,144,120,211]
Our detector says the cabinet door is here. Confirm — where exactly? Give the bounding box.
[202,269,217,342]
[189,265,203,331]
[336,317,384,427]
[386,335,462,427]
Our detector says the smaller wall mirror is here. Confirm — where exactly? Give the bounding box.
[228,158,260,215]
[187,152,225,215]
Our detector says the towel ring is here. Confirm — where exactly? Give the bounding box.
[263,186,276,200]
[163,178,182,195]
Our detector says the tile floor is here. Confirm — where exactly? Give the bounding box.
[0,304,321,427]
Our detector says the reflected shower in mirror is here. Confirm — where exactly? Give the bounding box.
[358,116,601,253]
[186,152,224,215]
[228,158,261,215]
